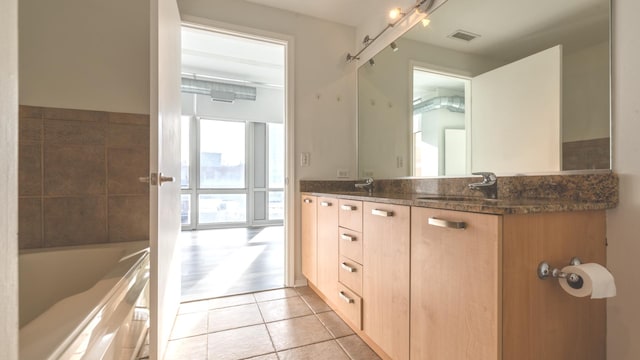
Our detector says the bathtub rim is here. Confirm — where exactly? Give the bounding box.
[19,241,151,359]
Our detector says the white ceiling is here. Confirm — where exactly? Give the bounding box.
[181,26,285,86]
[243,0,383,27]
[403,0,608,62]
[182,0,609,84]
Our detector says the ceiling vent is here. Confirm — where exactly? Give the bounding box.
[448,30,480,42]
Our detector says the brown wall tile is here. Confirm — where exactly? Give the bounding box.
[19,198,43,249]
[109,112,150,126]
[44,196,107,246]
[108,147,149,195]
[108,196,149,242]
[19,117,43,143]
[19,145,42,196]
[43,107,108,122]
[19,105,42,118]
[19,106,151,249]
[108,123,149,148]
[44,119,106,145]
[44,145,106,195]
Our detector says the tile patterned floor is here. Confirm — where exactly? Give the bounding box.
[164,287,381,360]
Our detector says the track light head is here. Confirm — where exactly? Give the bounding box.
[390,42,399,52]
[369,58,375,66]
[416,0,436,14]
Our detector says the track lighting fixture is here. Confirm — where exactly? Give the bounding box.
[416,0,436,14]
[346,53,359,62]
[390,42,399,52]
[389,7,403,20]
[344,0,437,63]
[369,58,375,66]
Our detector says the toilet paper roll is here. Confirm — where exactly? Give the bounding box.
[558,263,616,299]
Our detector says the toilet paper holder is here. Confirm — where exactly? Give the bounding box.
[537,257,584,289]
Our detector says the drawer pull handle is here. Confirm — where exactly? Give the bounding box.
[320,201,332,207]
[341,262,356,272]
[339,291,355,304]
[428,217,466,229]
[371,209,393,217]
[303,198,313,204]
[340,234,356,242]
[341,204,357,211]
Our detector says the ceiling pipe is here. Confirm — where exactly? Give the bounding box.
[180,77,257,103]
[413,96,465,113]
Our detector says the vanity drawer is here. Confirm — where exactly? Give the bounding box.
[339,228,363,264]
[339,256,363,295]
[339,200,363,232]
[335,282,362,330]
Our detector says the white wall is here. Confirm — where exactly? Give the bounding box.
[471,46,562,174]
[182,87,285,124]
[0,0,18,357]
[358,36,501,178]
[607,0,640,358]
[563,41,610,142]
[19,0,150,114]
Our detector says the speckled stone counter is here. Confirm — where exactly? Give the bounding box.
[300,171,618,215]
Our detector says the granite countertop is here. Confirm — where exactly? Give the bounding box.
[300,172,618,215]
[301,190,616,215]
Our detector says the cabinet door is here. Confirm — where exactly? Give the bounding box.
[362,202,410,360]
[317,197,339,297]
[301,195,317,285]
[411,207,501,360]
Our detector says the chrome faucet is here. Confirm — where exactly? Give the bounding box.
[468,172,498,199]
[355,177,374,195]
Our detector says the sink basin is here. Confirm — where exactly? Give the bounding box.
[417,195,499,202]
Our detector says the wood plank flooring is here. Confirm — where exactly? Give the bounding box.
[180,226,284,302]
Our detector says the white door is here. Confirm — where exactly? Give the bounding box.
[471,45,562,173]
[149,0,182,358]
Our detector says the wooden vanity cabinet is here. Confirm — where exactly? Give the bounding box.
[301,195,317,285]
[411,207,607,360]
[411,207,501,360]
[363,202,411,360]
[316,197,339,297]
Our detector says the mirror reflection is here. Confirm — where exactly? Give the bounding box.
[358,0,610,178]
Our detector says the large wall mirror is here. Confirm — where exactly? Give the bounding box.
[358,0,610,178]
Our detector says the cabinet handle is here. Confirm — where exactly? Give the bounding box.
[303,198,312,204]
[339,291,355,304]
[320,201,332,207]
[341,262,356,272]
[428,217,467,229]
[341,204,357,211]
[340,234,356,242]
[371,209,393,217]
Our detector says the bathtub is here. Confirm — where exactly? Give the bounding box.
[19,241,150,360]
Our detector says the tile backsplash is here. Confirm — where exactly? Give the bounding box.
[18,105,150,249]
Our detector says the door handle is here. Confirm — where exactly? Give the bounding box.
[138,172,175,187]
[158,172,175,187]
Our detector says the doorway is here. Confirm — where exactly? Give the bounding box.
[179,25,289,300]
[412,66,471,176]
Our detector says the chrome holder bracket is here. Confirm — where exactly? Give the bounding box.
[537,257,584,289]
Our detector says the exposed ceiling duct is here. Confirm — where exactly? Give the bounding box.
[413,96,465,113]
[181,77,257,103]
